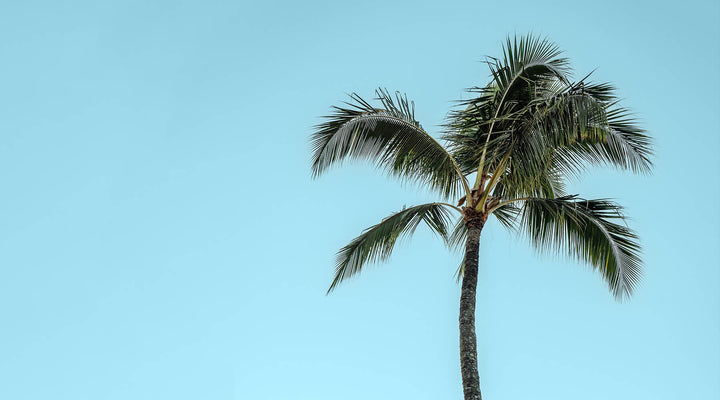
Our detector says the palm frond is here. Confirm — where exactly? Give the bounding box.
[454,259,465,283]
[444,35,572,178]
[557,106,653,174]
[492,202,521,230]
[446,216,468,283]
[488,35,571,115]
[531,80,653,176]
[328,203,456,293]
[521,196,642,301]
[447,216,468,252]
[311,88,467,199]
[484,78,651,200]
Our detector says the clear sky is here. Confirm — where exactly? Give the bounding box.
[0,0,718,399]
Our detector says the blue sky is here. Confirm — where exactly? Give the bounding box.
[0,0,718,399]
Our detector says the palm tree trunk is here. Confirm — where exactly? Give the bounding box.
[460,216,484,400]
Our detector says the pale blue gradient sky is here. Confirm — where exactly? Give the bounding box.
[0,1,718,399]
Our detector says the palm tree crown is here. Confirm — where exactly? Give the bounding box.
[311,34,652,399]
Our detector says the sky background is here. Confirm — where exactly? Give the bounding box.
[0,0,718,399]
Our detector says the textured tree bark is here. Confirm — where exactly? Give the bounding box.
[460,212,484,400]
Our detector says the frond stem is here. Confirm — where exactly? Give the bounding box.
[436,202,464,213]
[476,149,512,211]
[486,197,529,214]
[474,110,501,189]
[474,62,541,187]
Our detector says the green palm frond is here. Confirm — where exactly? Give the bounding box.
[445,38,652,210]
[600,107,653,173]
[532,81,609,145]
[447,217,468,283]
[500,126,552,197]
[454,259,465,283]
[447,216,468,252]
[493,130,570,201]
[444,35,572,178]
[521,196,642,300]
[461,78,650,202]
[489,35,571,107]
[311,88,468,199]
[555,106,653,174]
[531,80,653,176]
[492,202,521,230]
[328,203,457,293]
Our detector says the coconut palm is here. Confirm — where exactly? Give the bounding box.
[310,35,652,400]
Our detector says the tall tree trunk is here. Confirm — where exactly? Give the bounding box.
[460,214,484,400]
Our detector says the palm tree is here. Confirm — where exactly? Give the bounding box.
[310,35,652,400]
